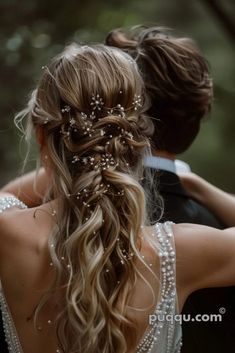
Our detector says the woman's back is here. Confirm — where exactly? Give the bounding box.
[0,196,182,353]
[0,199,59,353]
[2,196,235,352]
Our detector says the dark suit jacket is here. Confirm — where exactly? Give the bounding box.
[146,169,235,353]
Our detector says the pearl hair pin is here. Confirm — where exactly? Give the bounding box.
[132,94,142,111]
[58,91,142,136]
[61,105,71,113]
[71,152,116,172]
[90,94,104,111]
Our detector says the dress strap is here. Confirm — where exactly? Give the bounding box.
[0,196,27,214]
[155,222,180,352]
[136,222,182,353]
[0,282,24,353]
[155,221,176,301]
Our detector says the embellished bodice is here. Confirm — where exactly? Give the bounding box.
[0,196,182,353]
[0,196,27,214]
[136,222,182,353]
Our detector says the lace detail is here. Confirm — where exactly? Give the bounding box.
[136,222,182,353]
[0,196,27,213]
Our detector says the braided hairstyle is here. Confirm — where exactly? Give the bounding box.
[106,26,213,154]
[19,44,155,353]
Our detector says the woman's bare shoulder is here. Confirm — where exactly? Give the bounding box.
[172,223,235,296]
[0,194,53,254]
[0,202,35,250]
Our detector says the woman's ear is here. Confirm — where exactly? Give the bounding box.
[36,127,45,148]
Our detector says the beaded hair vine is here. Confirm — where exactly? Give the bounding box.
[41,92,146,269]
[57,92,142,170]
[72,152,116,171]
[60,94,142,212]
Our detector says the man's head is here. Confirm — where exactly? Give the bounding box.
[106,27,213,154]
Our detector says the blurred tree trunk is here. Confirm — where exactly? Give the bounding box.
[200,0,235,44]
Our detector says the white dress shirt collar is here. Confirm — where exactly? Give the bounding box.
[144,156,191,174]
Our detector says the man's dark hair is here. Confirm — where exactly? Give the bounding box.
[106,27,213,154]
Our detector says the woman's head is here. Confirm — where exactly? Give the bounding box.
[18,44,156,353]
[29,44,153,184]
[106,27,213,154]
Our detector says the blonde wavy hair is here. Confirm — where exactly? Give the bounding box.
[17,44,156,353]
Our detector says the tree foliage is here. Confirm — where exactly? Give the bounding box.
[0,0,234,190]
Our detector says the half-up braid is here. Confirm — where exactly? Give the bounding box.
[17,44,156,353]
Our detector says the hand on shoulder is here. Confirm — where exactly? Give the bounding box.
[179,173,235,227]
[178,172,206,203]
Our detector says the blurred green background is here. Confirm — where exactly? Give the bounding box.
[0,0,235,191]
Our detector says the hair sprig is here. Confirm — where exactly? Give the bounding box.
[90,94,104,111]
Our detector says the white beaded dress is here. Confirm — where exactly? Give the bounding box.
[0,196,182,353]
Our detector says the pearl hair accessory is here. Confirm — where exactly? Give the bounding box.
[57,95,144,270]
[90,94,104,111]
[98,152,116,170]
[118,128,134,140]
[132,94,142,111]
[59,91,142,130]
[71,152,116,172]
[59,95,139,170]
[61,105,71,113]
[75,184,125,201]
[107,104,126,118]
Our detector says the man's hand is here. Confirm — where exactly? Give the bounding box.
[179,172,235,227]
[179,172,207,204]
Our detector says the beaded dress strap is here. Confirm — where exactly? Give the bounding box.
[0,196,27,213]
[0,282,24,353]
[136,221,178,353]
[156,222,178,352]
[0,197,27,352]
[156,222,176,300]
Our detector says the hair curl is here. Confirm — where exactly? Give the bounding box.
[17,44,158,353]
[106,26,213,154]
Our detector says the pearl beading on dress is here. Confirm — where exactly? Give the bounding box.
[0,197,27,213]
[136,222,182,353]
[0,196,27,353]
[0,285,24,353]
[0,287,61,353]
